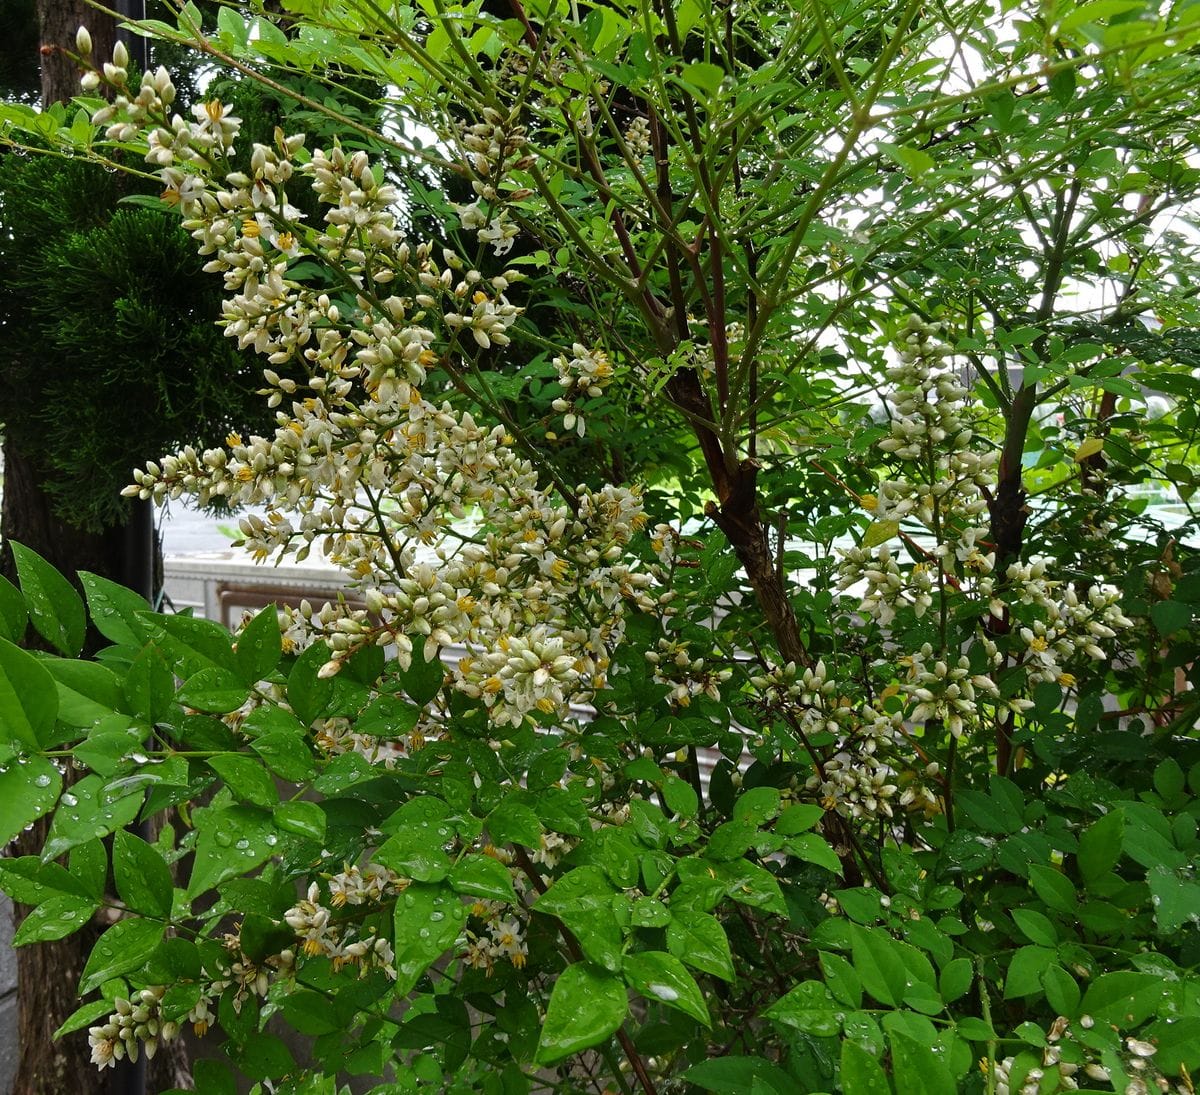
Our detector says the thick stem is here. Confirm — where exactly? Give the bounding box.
[703,457,810,669]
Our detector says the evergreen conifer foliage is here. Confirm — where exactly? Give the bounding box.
[0,153,268,532]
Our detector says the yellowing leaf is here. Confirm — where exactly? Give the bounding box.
[862,519,900,547]
[1074,437,1104,462]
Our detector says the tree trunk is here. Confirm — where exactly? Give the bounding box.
[4,4,186,1092]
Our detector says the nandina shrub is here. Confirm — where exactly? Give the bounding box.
[2,4,1200,1093]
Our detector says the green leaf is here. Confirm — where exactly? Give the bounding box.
[890,1030,955,1095]
[849,924,908,1007]
[683,1056,794,1094]
[70,838,107,901]
[667,908,734,982]
[449,854,518,903]
[190,1060,237,1095]
[376,828,451,883]
[124,645,174,724]
[112,830,174,919]
[487,796,543,848]
[1146,865,1200,934]
[535,963,628,1064]
[79,916,163,994]
[206,753,279,808]
[623,950,710,1026]
[0,574,30,643]
[721,860,787,915]
[938,957,973,1004]
[1027,864,1077,913]
[235,605,282,684]
[1151,600,1191,636]
[678,61,726,95]
[177,668,251,714]
[79,571,150,647]
[764,980,841,1036]
[354,692,422,738]
[732,786,781,825]
[0,636,59,749]
[820,949,863,1007]
[216,3,249,46]
[841,1038,892,1094]
[393,883,467,994]
[1141,1016,1200,1074]
[11,543,86,656]
[227,1032,295,1081]
[54,999,118,1041]
[662,774,698,818]
[886,143,936,177]
[1059,0,1151,36]
[287,641,335,725]
[0,754,61,846]
[146,613,237,677]
[399,643,445,705]
[43,659,125,730]
[279,989,341,1035]
[1152,757,1186,804]
[1005,945,1056,998]
[273,801,326,842]
[42,773,142,861]
[1080,971,1169,1026]
[1078,809,1124,884]
[186,805,278,900]
[73,722,144,776]
[250,731,316,783]
[12,895,98,945]
[955,1017,997,1042]
[776,803,824,834]
[1011,907,1058,946]
[785,832,843,874]
[0,857,87,904]
[1042,965,1080,1017]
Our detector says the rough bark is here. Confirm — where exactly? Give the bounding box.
[35,0,117,106]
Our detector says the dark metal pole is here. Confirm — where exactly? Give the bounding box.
[112,0,147,75]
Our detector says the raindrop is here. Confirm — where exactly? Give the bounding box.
[34,774,52,788]
[62,793,78,807]
[647,983,678,1002]
[429,911,444,923]
[265,834,278,846]
[235,838,250,850]
[215,831,233,847]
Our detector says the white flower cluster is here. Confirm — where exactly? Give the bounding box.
[551,344,614,437]
[753,659,940,818]
[88,987,178,1070]
[625,115,652,157]
[988,1014,1170,1095]
[449,109,534,256]
[1006,560,1133,685]
[753,321,1137,819]
[463,886,529,974]
[838,319,1133,734]
[645,636,733,708]
[284,881,398,976]
[82,46,661,728]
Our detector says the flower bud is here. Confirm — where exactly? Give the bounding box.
[76,26,92,55]
[112,40,129,70]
